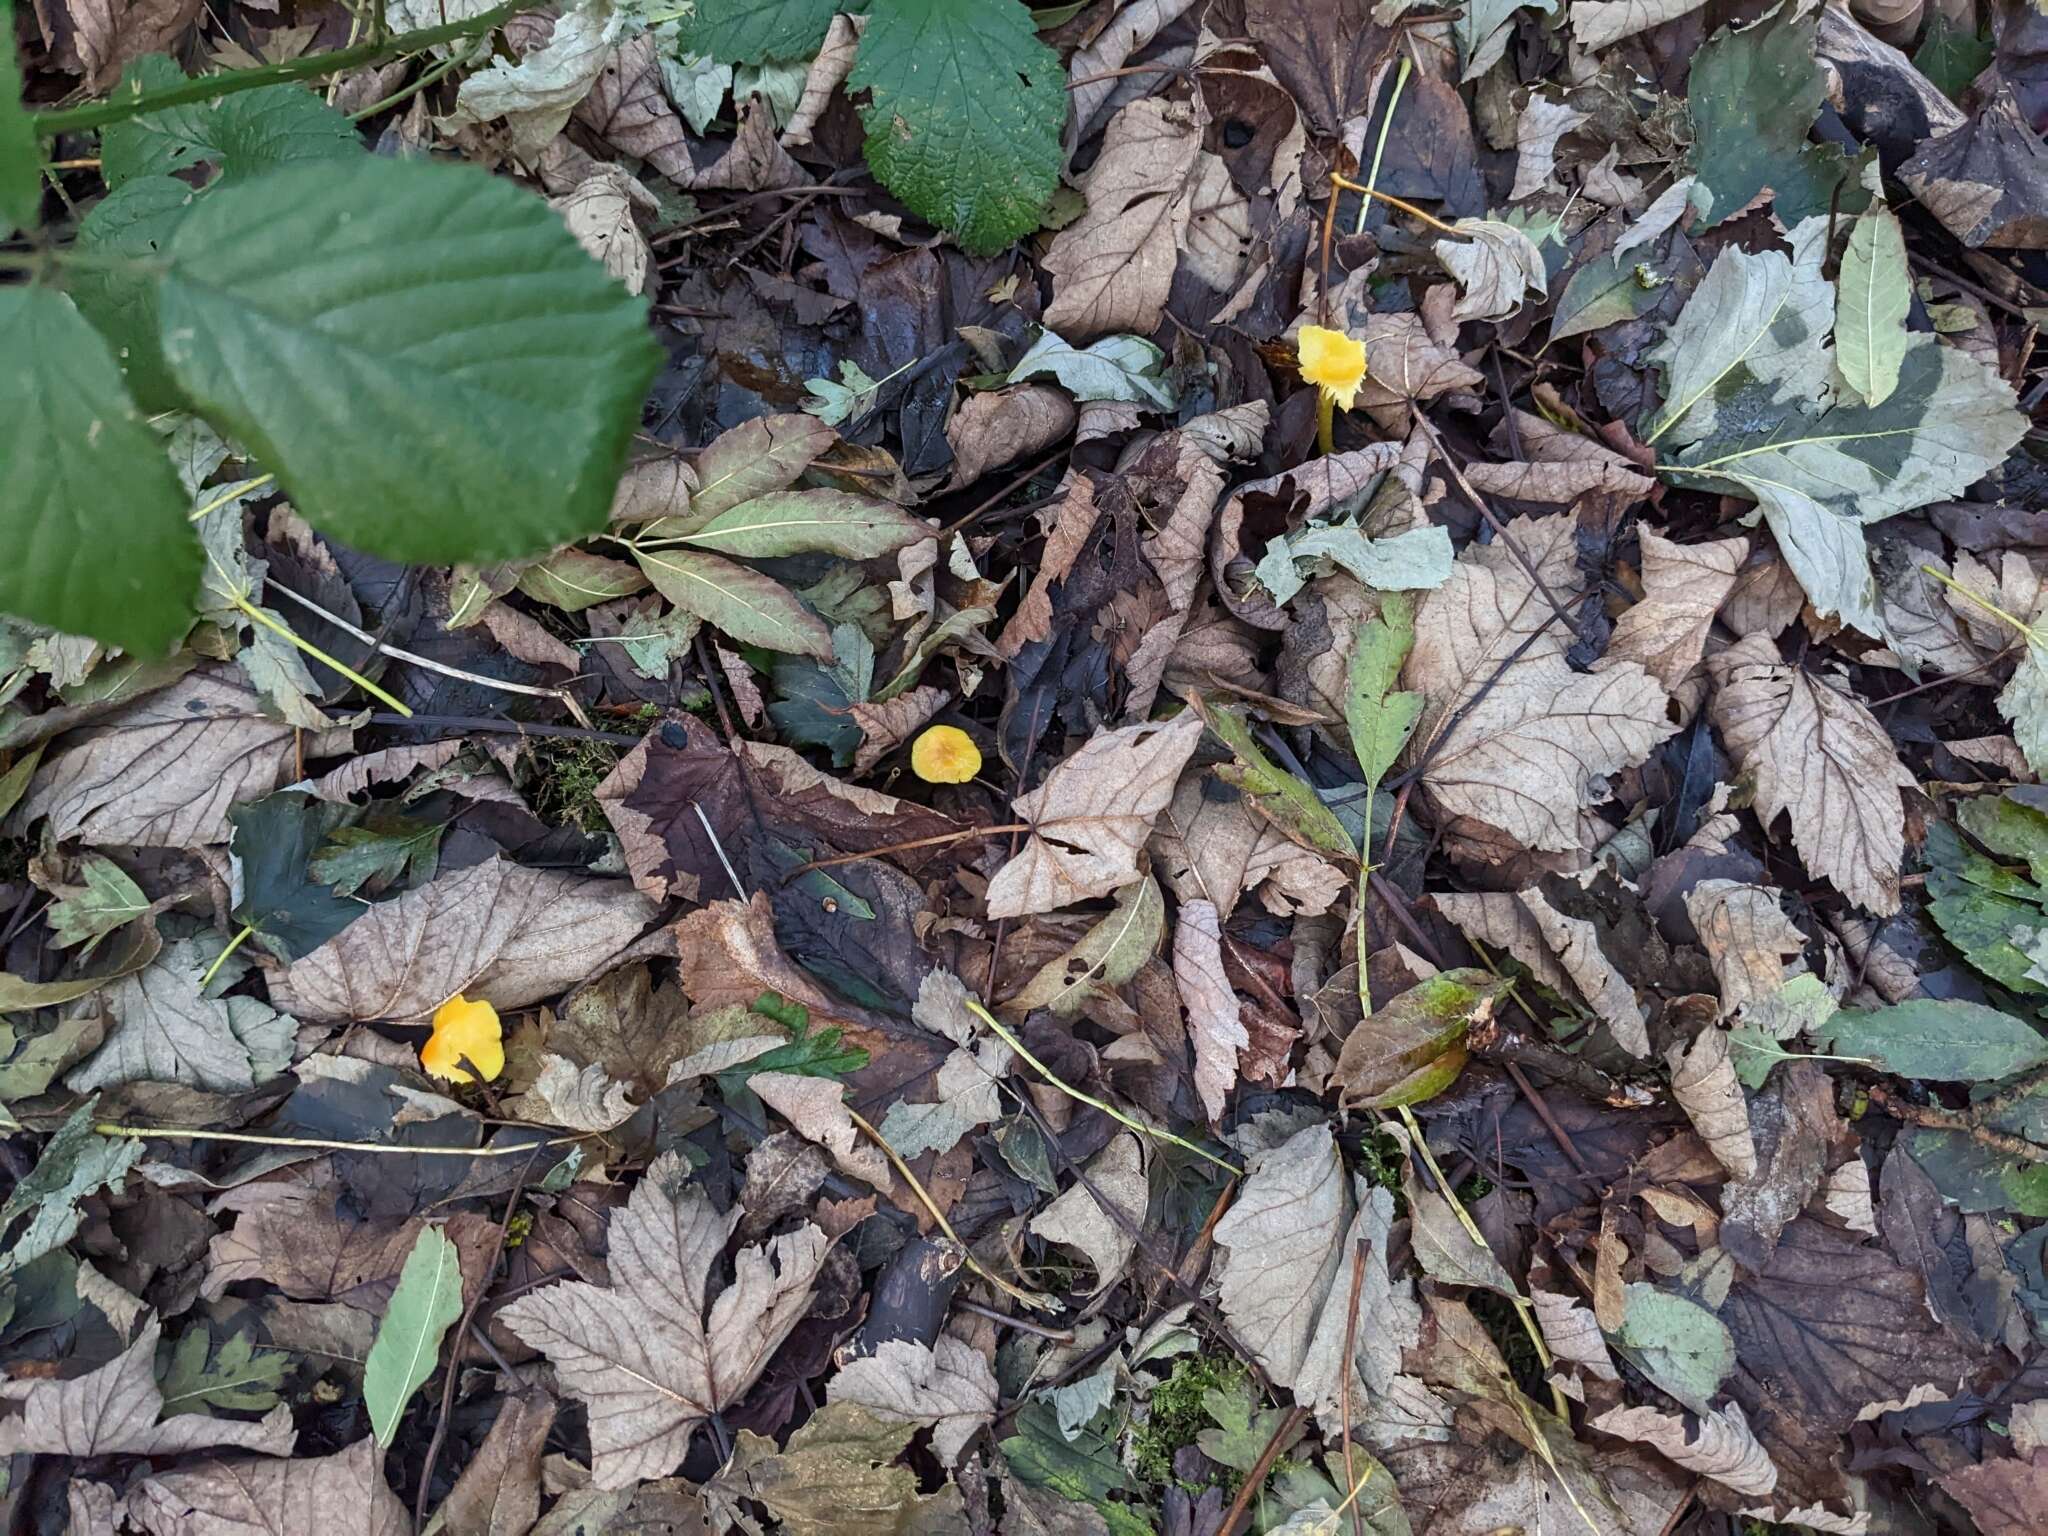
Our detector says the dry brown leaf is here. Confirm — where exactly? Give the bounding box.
[1027,1133,1147,1295]
[503,1055,638,1132]
[498,1151,828,1489]
[1065,0,1199,136]
[1355,314,1487,419]
[1666,1027,1757,1179]
[1531,1286,1620,1386]
[998,471,1099,658]
[0,1320,294,1458]
[1406,518,1674,859]
[1708,634,1918,915]
[1152,770,1345,917]
[549,164,655,295]
[850,687,951,775]
[57,0,200,88]
[1510,94,1588,201]
[752,1071,892,1190]
[1602,530,1746,693]
[985,712,1204,918]
[1685,879,1808,1032]
[1591,1402,1778,1497]
[782,11,860,146]
[1459,459,1656,504]
[946,385,1076,491]
[269,858,659,1023]
[440,1390,556,1536]
[824,1338,998,1466]
[1824,1157,1877,1235]
[1432,888,1650,1055]
[125,1439,407,1536]
[1434,219,1547,321]
[11,668,304,848]
[673,895,903,1056]
[1043,98,1201,338]
[1173,898,1245,1123]
[1139,440,1228,613]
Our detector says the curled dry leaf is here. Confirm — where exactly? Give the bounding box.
[1173,897,1245,1123]
[850,686,950,775]
[1685,879,1809,1033]
[825,1337,999,1465]
[985,712,1205,918]
[1591,1402,1779,1497]
[752,1071,892,1190]
[946,385,1075,491]
[1434,218,1547,321]
[125,1439,408,1536]
[1666,1026,1758,1179]
[1432,889,1650,1056]
[1708,633,1918,915]
[1042,98,1200,338]
[269,858,659,1023]
[1531,1286,1620,1385]
[1028,1133,1147,1295]
[497,1151,828,1490]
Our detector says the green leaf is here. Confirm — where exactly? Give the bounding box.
[158,156,660,567]
[1197,1377,1296,1473]
[1549,251,1665,342]
[726,1013,868,1085]
[1663,336,2025,637]
[1611,1282,1733,1414]
[680,413,839,527]
[2000,628,2048,782]
[1914,12,1992,101]
[363,1225,465,1448]
[158,1327,291,1414]
[0,286,198,655]
[633,545,833,657]
[0,1014,105,1107]
[1254,525,1453,606]
[677,0,851,62]
[1685,6,1870,229]
[1334,969,1501,1110]
[848,0,1065,255]
[1958,786,2048,885]
[46,855,150,957]
[1,0,38,237]
[1820,999,2048,1083]
[1197,699,1357,863]
[1345,592,1424,791]
[1000,1398,1134,1507]
[69,174,196,410]
[1008,875,1165,1016]
[309,809,445,898]
[514,549,648,612]
[1007,328,1176,407]
[100,54,361,189]
[228,792,364,961]
[0,1101,142,1275]
[802,360,884,425]
[1835,206,1911,408]
[678,489,931,560]
[0,743,43,823]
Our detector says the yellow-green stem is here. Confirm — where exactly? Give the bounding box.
[188,474,275,523]
[1353,56,1413,237]
[196,923,255,991]
[966,998,1242,1175]
[1316,389,1336,456]
[1922,564,2042,641]
[235,595,414,717]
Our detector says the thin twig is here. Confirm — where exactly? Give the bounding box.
[790,824,1029,874]
[1407,408,1578,632]
[940,450,1070,536]
[1339,1239,1371,1536]
[265,583,595,727]
[1217,1406,1310,1536]
[96,1124,587,1156]
[364,712,645,745]
[1866,1084,2048,1162]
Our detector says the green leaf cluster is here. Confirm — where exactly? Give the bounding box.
[1927,791,2048,1001]
[157,1326,292,1414]
[2,54,659,657]
[682,0,1064,255]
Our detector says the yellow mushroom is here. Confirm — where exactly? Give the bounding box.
[420,994,504,1084]
[911,724,981,784]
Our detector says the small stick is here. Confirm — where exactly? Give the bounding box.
[96,1124,587,1156]
[364,712,643,746]
[1217,1405,1310,1536]
[1339,1239,1371,1536]
[790,825,1029,874]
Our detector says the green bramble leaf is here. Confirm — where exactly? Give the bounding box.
[157,155,661,569]
[1820,998,2048,1084]
[1344,593,1424,792]
[68,175,196,411]
[677,0,853,63]
[100,55,361,190]
[0,287,198,656]
[848,0,1065,255]
[1,0,38,238]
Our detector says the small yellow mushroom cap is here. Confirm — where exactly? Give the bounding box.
[1296,324,1368,411]
[421,994,504,1083]
[911,724,982,784]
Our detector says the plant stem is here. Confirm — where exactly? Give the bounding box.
[233,595,413,716]
[1353,56,1413,237]
[1316,388,1336,456]
[96,1123,588,1155]
[965,997,1242,1175]
[196,922,255,990]
[348,39,482,122]
[1328,174,1463,237]
[29,1,520,138]
[1922,564,2043,642]
[187,474,275,523]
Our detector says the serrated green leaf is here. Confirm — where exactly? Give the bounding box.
[1821,998,2048,1083]
[1550,252,1665,342]
[723,1014,868,1087]
[310,809,445,898]
[0,287,198,655]
[1661,335,2024,637]
[2,0,38,237]
[158,156,660,567]
[1197,698,1357,863]
[1000,1398,1134,1507]
[678,0,851,62]
[229,792,364,961]
[101,54,361,189]
[1999,629,2048,781]
[1255,525,1452,606]
[1686,7,1870,229]
[1836,206,1911,408]
[1345,592,1423,791]
[69,174,196,411]
[678,489,931,560]
[848,0,1065,255]
[1914,12,1993,101]
[363,1225,465,1447]
[158,1327,291,1414]
[0,1101,142,1275]
[633,545,833,657]
[47,854,149,957]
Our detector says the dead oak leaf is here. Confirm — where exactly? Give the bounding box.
[268,858,658,1023]
[985,712,1204,918]
[1707,634,1917,915]
[125,1439,408,1536]
[497,1150,828,1490]
[0,1320,294,1459]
